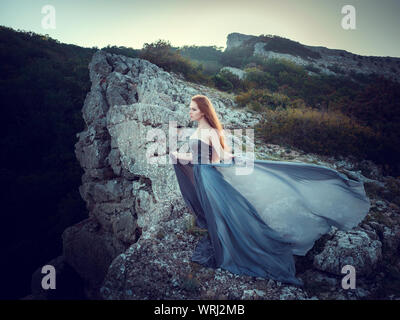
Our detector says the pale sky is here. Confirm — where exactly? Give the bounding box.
[0,0,399,57]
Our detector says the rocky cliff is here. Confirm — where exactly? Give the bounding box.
[226,32,400,83]
[27,50,400,300]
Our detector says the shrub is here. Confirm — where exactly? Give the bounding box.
[327,63,345,74]
[220,46,254,68]
[242,67,278,91]
[255,106,378,159]
[213,73,233,92]
[139,39,211,85]
[305,64,320,73]
[215,69,244,92]
[259,57,306,76]
[235,88,306,113]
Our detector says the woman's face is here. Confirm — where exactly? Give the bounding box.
[189,100,204,122]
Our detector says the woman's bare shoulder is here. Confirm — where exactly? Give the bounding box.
[207,128,222,147]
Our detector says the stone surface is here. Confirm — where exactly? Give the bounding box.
[313,229,382,276]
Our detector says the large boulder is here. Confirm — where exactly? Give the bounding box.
[313,228,382,276]
[63,49,262,296]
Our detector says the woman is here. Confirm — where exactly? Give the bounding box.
[170,94,371,287]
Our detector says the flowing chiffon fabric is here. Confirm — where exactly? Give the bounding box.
[171,138,371,286]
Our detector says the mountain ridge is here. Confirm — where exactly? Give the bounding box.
[226,32,400,83]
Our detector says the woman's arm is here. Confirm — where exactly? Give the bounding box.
[208,129,235,161]
[170,151,193,162]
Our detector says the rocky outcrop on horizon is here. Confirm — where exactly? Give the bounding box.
[226,32,400,83]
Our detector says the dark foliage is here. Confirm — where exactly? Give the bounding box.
[0,25,92,299]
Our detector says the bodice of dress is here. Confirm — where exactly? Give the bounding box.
[189,138,213,164]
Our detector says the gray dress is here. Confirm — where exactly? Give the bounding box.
[171,138,371,286]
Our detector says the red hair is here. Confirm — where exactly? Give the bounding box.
[191,95,230,151]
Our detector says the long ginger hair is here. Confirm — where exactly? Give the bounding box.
[191,95,231,152]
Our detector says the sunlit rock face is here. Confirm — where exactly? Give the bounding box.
[63,49,262,296]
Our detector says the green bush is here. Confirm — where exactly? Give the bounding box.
[235,88,301,111]
[305,64,320,73]
[214,69,244,92]
[220,46,254,68]
[243,67,278,91]
[194,59,222,75]
[213,73,233,91]
[259,57,307,76]
[255,106,378,160]
[327,63,345,74]
[139,39,212,85]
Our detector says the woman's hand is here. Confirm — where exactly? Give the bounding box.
[169,151,178,161]
[169,151,193,163]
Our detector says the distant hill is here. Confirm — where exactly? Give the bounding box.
[226,32,400,83]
